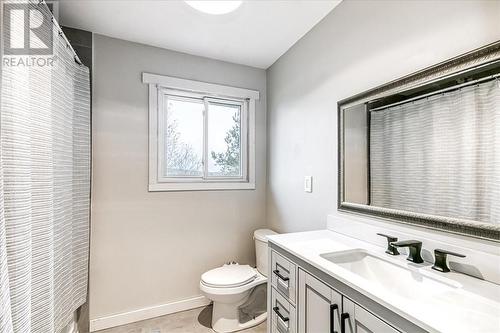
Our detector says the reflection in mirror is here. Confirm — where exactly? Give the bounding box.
[338,42,500,241]
[369,79,499,224]
[344,104,368,205]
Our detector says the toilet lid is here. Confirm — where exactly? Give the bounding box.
[201,264,257,288]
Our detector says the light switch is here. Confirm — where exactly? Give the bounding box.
[304,176,313,193]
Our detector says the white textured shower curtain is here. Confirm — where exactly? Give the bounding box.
[370,79,500,224]
[0,2,91,332]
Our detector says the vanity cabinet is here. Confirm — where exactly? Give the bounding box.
[343,298,399,333]
[298,269,398,333]
[298,269,342,333]
[269,248,402,333]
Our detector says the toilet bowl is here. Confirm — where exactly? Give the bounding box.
[200,229,277,333]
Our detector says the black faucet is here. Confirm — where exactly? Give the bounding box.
[376,233,400,255]
[432,249,466,273]
[390,240,424,264]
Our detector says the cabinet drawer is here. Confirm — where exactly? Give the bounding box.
[271,250,297,304]
[271,287,296,333]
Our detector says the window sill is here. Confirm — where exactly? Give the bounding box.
[148,182,256,192]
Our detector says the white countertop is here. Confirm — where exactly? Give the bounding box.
[267,229,500,333]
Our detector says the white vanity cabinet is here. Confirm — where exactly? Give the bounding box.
[343,298,399,333]
[298,269,399,333]
[298,269,342,333]
[269,248,403,333]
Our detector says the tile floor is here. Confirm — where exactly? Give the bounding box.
[97,305,267,333]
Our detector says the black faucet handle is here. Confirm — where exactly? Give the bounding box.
[432,249,466,273]
[390,240,422,247]
[434,249,466,258]
[376,233,399,255]
[376,233,397,242]
[390,240,424,264]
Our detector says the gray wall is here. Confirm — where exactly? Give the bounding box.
[90,34,267,320]
[266,0,500,233]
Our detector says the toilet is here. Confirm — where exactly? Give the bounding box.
[200,229,277,333]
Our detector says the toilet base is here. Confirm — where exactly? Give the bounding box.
[212,301,267,333]
[210,281,268,333]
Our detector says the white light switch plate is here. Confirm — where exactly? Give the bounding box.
[304,176,312,193]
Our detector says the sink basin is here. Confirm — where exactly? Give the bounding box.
[320,249,460,300]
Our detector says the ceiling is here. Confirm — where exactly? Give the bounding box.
[59,0,341,69]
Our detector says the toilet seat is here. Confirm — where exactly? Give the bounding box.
[201,264,257,288]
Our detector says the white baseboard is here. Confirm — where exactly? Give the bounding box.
[89,295,211,332]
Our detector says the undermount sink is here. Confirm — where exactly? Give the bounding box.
[320,249,461,300]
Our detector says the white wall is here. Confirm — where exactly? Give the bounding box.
[90,34,267,326]
[266,0,500,233]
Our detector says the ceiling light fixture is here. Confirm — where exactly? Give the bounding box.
[185,1,243,15]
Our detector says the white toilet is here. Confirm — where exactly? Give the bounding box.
[200,229,277,333]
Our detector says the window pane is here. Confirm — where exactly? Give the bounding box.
[208,102,242,177]
[163,97,204,177]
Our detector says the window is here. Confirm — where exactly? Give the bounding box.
[144,73,258,191]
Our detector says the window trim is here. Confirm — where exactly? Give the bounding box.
[143,72,258,191]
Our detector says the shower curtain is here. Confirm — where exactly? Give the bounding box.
[370,79,500,224]
[0,2,91,332]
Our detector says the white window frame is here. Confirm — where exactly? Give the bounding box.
[143,72,258,191]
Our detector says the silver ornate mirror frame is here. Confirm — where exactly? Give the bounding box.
[338,41,500,242]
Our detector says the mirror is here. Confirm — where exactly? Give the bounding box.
[338,42,500,242]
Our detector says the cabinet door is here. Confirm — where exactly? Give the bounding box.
[298,269,342,333]
[342,298,399,333]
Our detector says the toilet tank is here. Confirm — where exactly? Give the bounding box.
[254,229,277,277]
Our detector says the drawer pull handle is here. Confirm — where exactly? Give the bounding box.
[273,269,290,281]
[273,306,289,322]
[341,313,350,333]
[330,304,338,333]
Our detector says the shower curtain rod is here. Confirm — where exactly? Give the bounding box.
[370,73,500,112]
[38,0,83,66]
